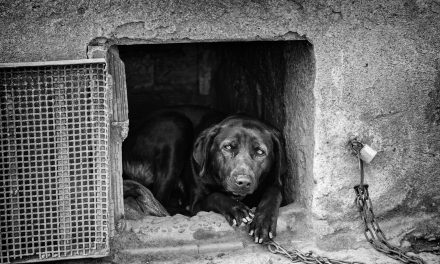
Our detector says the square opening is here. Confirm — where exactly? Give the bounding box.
[117,40,315,213]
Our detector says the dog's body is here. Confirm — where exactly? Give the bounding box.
[123,106,287,242]
[122,110,193,215]
[188,115,286,243]
[123,107,226,215]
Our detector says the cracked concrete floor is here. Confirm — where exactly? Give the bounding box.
[63,204,439,264]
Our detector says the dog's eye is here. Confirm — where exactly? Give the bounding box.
[223,144,233,151]
[255,148,265,156]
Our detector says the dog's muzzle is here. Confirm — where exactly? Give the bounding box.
[227,170,256,196]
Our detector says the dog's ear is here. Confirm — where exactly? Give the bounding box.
[192,125,220,177]
[270,128,287,186]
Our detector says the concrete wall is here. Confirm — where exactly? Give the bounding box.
[1,0,439,245]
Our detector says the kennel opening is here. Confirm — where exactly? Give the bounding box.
[118,40,316,208]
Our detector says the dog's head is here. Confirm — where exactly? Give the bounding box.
[192,115,286,197]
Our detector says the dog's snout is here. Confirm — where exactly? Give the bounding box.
[229,153,256,194]
[235,174,252,188]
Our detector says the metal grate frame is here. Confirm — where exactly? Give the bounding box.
[0,59,111,263]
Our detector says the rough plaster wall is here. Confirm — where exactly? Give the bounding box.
[1,0,439,237]
[311,2,440,225]
[284,42,316,208]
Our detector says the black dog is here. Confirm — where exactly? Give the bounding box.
[122,107,225,215]
[122,110,193,215]
[123,107,287,243]
[189,115,287,243]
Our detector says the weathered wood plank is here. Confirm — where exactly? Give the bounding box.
[107,46,129,229]
[0,58,106,68]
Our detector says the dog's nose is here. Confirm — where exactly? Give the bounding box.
[235,175,251,188]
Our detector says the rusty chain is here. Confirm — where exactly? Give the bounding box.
[350,139,426,264]
[265,240,365,264]
[354,184,425,264]
[261,138,364,263]
[264,139,426,264]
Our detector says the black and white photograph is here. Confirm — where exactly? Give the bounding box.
[0,1,439,263]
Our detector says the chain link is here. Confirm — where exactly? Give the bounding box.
[264,139,426,264]
[354,184,426,264]
[265,240,364,264]
[349,138,426,264]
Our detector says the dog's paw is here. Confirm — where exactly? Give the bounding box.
[248,209,278,243]
[223,201,254,227]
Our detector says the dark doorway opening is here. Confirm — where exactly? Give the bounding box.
[118,40,315,208]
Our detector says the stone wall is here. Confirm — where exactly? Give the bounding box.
[1,0,439,248]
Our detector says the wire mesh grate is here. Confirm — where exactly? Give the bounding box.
[0,60,110,263]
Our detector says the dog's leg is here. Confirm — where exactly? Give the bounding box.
[249,185,282,243]
[195,192,254,226]
[123,180,169,217]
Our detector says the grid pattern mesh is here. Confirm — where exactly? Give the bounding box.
[0,62,110,263]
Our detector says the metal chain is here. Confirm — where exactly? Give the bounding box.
[354,184,425,264]
[349,139,426,264]
[262,138,364,264]
[265,240,364,264]
[265,139,426,264]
